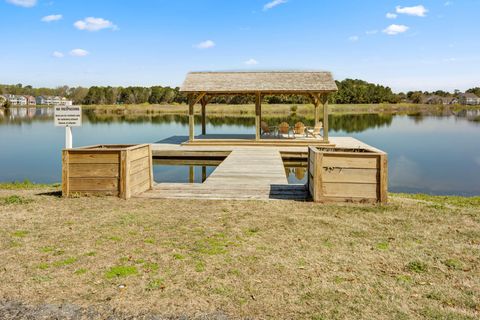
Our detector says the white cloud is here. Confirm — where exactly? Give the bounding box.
[386,12,397,19]
[41,14,62,22]
[348,35,359,42]
[6,0,36,7]
[69,49,89,57]
[52,51,64,58]
[444,1,453,6]
[244,58,259,65]
[263,0,287,11]
[194,40,215,49]
[383,24,409,35]
[366,30,378,35]
[74,17,117,31]
[396,5,428,17]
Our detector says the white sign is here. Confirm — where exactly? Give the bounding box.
[54,105,82,127]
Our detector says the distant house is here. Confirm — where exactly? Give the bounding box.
[36,96,73,106]
[458,93,480,105]
[25,95,36,105]
[423,95,455,105]
[3,94,27,105]
[423,95,443,105]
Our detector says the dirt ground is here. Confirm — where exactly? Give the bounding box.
[0,187,479,319]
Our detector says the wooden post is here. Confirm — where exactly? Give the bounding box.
[189,165,194,183]
[188,99,195,142]
[321,94,329,143]
[255,92,261,140]
[188,92,206,142]
[61,150,69,197]
[148,144,154,190]
[314,101,320,126]
[65,127,72,149]
[202,166,207,183]
[379,154,388,203]
[201,99,206,136]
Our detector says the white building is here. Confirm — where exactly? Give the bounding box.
[3,94,28,105]
[36,96,73,106]
[459,93,480,105]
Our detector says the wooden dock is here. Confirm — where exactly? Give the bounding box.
[139,148,308,200]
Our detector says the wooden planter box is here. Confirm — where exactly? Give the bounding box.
[307,147,388,203]
[62,144,153,199]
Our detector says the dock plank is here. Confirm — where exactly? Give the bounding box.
[139,148,306,201]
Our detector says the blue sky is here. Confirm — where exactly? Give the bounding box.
[0,0,479,92]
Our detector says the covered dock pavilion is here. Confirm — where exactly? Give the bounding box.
[180,71,338,145]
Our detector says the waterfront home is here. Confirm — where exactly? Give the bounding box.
[2,94,27,105]
[423,95,456,105]
[36,95,73,106]
[458,93,480,105]
[25,95,36,105]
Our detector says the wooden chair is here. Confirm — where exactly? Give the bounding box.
[294,122,306,135]
[261,121,277,136]
[278,122,291,138]
[306,122,323,138]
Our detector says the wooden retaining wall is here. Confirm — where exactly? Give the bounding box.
[307,147,388,203]
[62,144,153,199]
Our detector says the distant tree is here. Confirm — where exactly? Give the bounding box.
[466,87,480,96]
[409,92,423,103]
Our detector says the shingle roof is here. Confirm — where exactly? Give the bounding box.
[460,93,479,99]
[180,71,338,94]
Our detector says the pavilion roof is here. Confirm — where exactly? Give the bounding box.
[180,71,338,94]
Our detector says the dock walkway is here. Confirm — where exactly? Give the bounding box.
[139,148,308,200]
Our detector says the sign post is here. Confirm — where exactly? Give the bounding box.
[54,105,82,149]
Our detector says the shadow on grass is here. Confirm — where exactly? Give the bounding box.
[36,191,62,198]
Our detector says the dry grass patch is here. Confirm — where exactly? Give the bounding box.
[0,187,479,319]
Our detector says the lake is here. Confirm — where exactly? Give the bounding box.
[1,107,479,196]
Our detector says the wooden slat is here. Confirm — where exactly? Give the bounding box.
[130,157,150,175]
[322,182,377,198]
[131,179,151,196]
[130,169,150,187]
[62,150,69,197]
[323,155,378,169]
[68,152,119,164]
[69,163,119,178]
[322,168,377,184]
[130,147,149,161]
[148,144,154,190]
[379,154,388,203]
[69,178,118,191]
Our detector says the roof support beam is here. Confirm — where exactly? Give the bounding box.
[255,92,262,141]
[320,94,329,143]
[200,96,209,136]
[188,92,206,141]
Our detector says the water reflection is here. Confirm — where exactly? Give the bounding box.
[2,107,479,130]
[285,166,308,184]
[153,165,216,183]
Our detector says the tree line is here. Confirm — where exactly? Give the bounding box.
[1,81,478,105]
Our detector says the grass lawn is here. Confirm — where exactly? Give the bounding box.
[82,103,472,117]
[0,186,479,319]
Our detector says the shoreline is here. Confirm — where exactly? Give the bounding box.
[6,103,479,117]
[1,181,478,199]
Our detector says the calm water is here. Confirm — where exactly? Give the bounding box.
[1,107,479,196]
